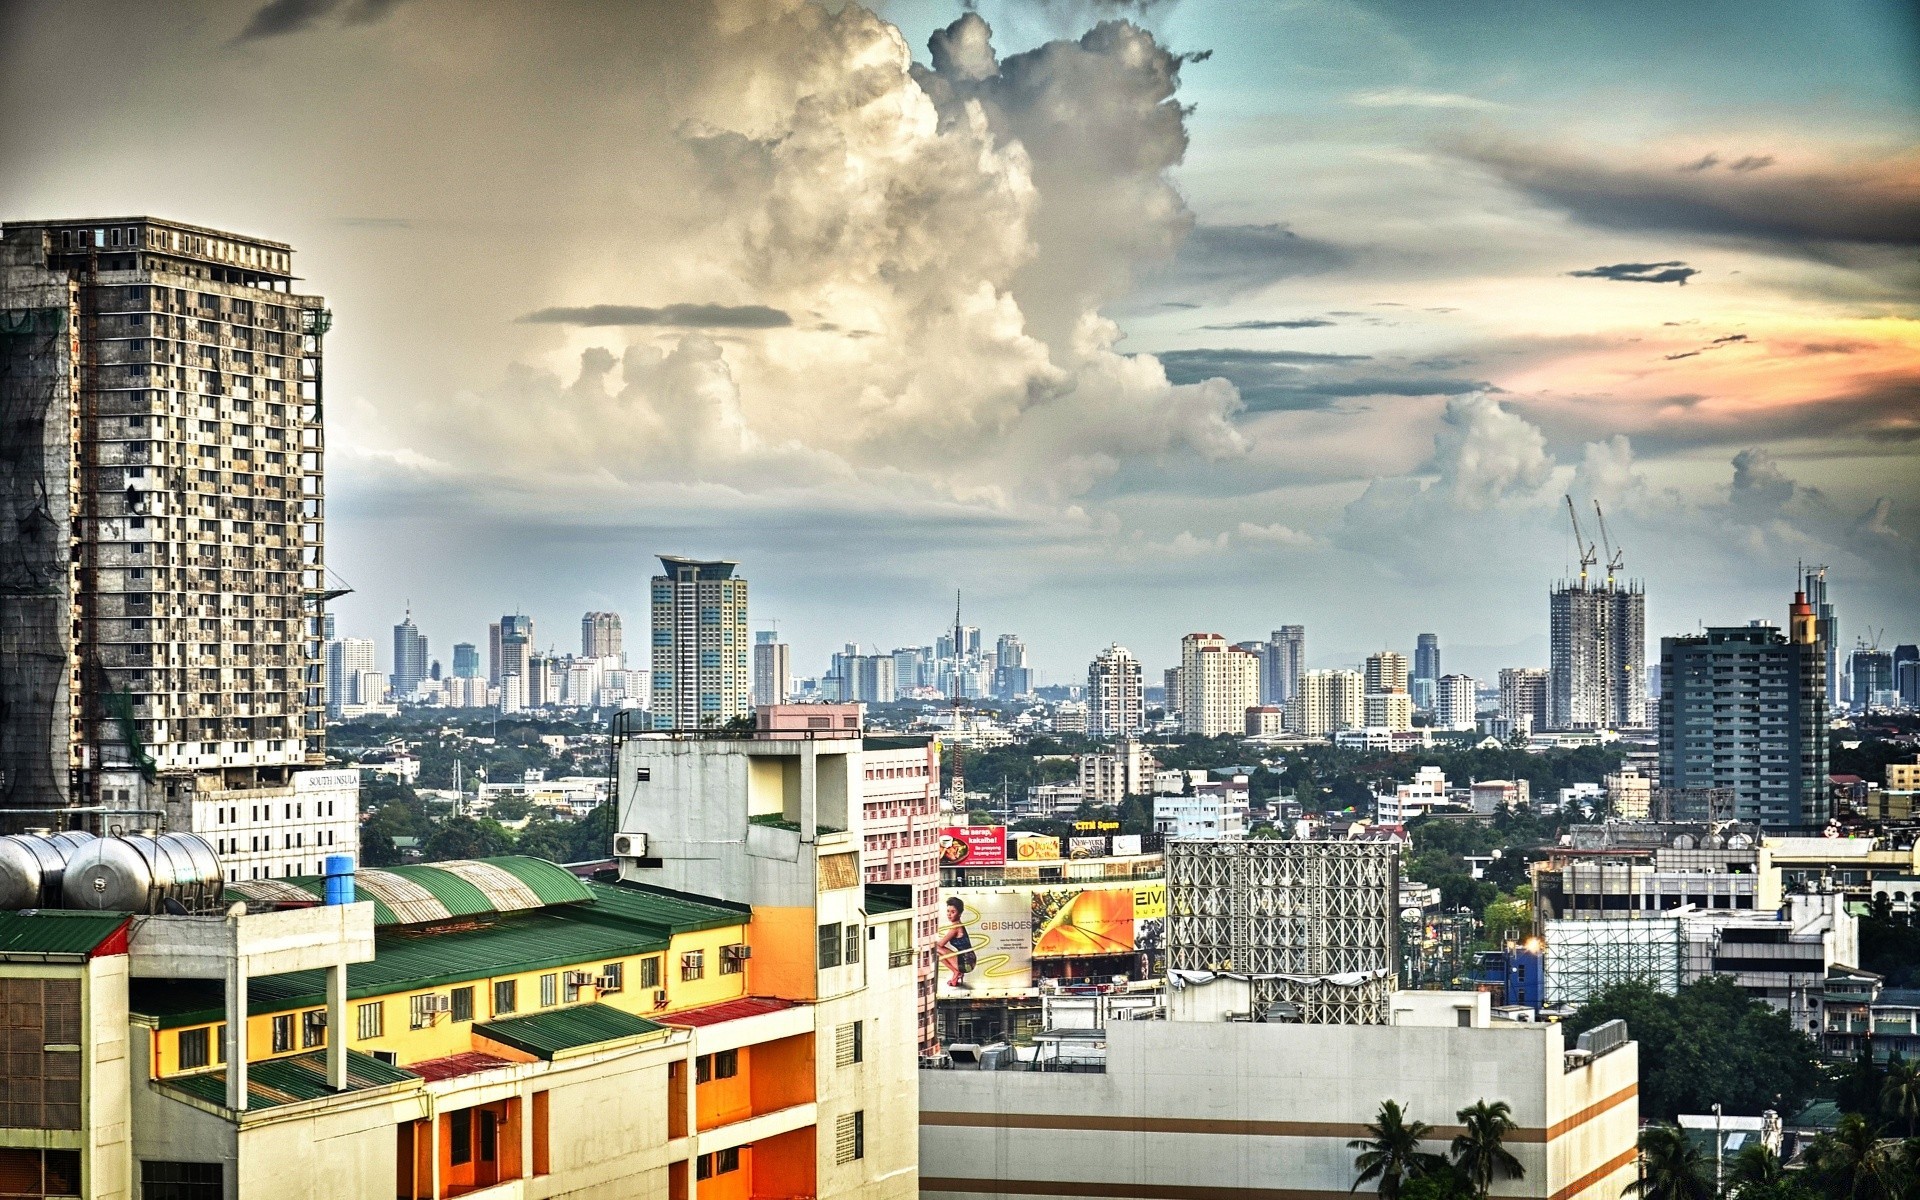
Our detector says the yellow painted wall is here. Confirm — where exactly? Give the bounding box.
[151,921,753,1078]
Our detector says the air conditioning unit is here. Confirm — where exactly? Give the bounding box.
[651,989,669,1008]
[612,831,649,859]
[593,976,619,990]
[422,995,450,1014]
[564,970,594,987]
[723,945,752,962]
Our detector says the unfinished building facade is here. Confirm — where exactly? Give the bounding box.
[0,218,355,877]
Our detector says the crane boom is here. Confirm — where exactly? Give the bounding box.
[1564,494,1597,586]
[1594,500,1624,587]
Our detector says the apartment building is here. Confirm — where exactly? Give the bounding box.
[1178,634,1258,737]
[1287,668,1364,738]
[649,558,750,731]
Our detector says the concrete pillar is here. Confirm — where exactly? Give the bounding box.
[224,952,248,1111]
[800,740,817,846]
[684,1033,700,1198]
[519,1091,534,1180]
[326,961,347,1090]
[429,1109,441,1200]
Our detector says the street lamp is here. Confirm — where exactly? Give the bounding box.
[1712,1102,1723,1195]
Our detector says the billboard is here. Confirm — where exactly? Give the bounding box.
[1110,834,1142,857]
[1032,880,1166,959]
[940,825,1006,868]
[1011,834,1060,861]
[1067,836,1106,860]
[936,889,1033,998]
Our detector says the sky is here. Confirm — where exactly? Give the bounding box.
[3,0,1916,684]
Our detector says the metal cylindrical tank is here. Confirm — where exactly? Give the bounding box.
[62,833,223,913]
[0,830,97,910]
[323,854,356,906]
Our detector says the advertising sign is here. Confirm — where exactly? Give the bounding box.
[936,889,1033,998]
[1030,880,1167,959]
[1110,834,1143,857]
[940,825,1007,868]
[1067,836,1106,859]
[1011,834,1060,861]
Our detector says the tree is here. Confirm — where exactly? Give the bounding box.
[1883,1054,1920,1138]
[1726,1141,1784,1189]
[1448,1100,1523,1200]
[1807,1113,1895,1200]
[1348,1100,1446,1200]
[422,816,514,862]
[1565,978,1819,1122]
[1623,1124,1711,1200]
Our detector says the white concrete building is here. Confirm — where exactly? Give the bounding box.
[193,767,361,883]
[1288,668,1364,737]
[1375,765,1452,824]
[1179,634,1259,737]
[1437,673,1478,731]
[1078,740,1155,806]
[1604,770,1652,820]
[1153,780,1249,840]
[1364,690,1413,732]
[1085,644,1146,738]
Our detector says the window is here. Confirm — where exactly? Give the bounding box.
[720,944,745,975]
[681,951,704,982]
[844,924,861,965]
[695,1048,738,1084]
[540,973,557,1007]
[410,994,440,1030]
[835,1111,865,1164]
[836,1021,864,1067]
[271,1013,294,1054]
[493,979,517,1015]
[639,957,661,989]
[696,1147,740,1179]
[302,1009,326,1049]
[818,923,842,969]
[141,1160,222,1200]
[178,1027,210,1070]
[451,986,474,1023]
[563,973,582,1004]
[599,962,623,993]
[450,1109,472,1167]
[889,920,913,968]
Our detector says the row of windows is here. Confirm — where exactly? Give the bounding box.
[817,923,862,969]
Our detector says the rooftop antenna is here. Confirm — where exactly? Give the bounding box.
[1564,495,1597,587]
[1593,500,1624,588]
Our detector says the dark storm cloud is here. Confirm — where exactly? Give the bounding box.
[1570,261,1699,285]
[235,0,408,41]
[518,304,793,329]
[1467,143,1920,250]
[1159,348,1487,413]
[1200,318,1335,330]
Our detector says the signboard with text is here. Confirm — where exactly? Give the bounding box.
[940,825,1007,868]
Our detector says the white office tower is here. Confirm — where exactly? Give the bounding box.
[649,556,749,730]
[1266,625,1306,705]
[326,638,375,717]
[1086,644,1146,737]
[1436,674,1477,731]
[1288,669,1364,737]
[1179,634,1259,736]
[753,630,791,706]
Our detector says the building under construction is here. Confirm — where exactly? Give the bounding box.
[0,218,355,877]
[1549,498,1647,731]
[1165,840,1398,1024]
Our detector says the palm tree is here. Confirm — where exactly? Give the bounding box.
[1623,1124,1712,1200]
[1726,1141,1784,1189]
[1808,1113,1893,1200]
[1350,1099,1446,1199]
[1449,1100,1524,1200]
[1883,1054,1920,1138]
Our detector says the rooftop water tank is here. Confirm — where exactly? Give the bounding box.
[0,831,98,910]
[61,833,223,914]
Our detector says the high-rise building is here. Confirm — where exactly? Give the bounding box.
[1413,633,1440,687]
[649,556,749,730]
[1550,578,1646,730]
[1363,651,1409,694]
[1180,634,1259,737]
[1288,669,1364,737]
[492,613,533,688]
[1087,644,1146,738]
[581,610,623,662]
[1657,592,1829,829]
[451,641,480,679]
[391,608,428,700]
[326,638,376,716]
[0,217,359,870]
[1499,667,1550,734]
[1361,650,1412,732]
[1436,674,1477,731]
[1803,565,1839,704]
[1265,626,1306,706]
[1851,644,1895,710]
[753,630,791,706]
[992,633,1031,699]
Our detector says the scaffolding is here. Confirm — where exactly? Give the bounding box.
[1542,916,1682,1005]
[1166,840,1398,1024]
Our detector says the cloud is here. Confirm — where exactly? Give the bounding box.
[1347,88,1502,110]
[235,0,404,40]
[1200,318,1335,330]
[1157,348,1490,413]
[1236,521,1318,547]
[519,304,793,329]
[1141,223,1353,300]
[1465,141,1920,251]
[1569,261,1699,285]
[1730,446,1797,514]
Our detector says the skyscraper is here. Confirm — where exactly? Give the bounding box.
[1850,645,1895,710]
[993,633,1031,699]
[1549,581,1646,730]
[0,217,354,862]
[650,556,749,730]
[1288,669,1364,737]
[1266,626,1306,706]
[1413,634,1440,687]
[391,608,428,700]
[1362,650,1412,732]
[494,613,533,688]
[1658,591,1829,828]
[582,610,623,662]
[1363,651,1409,694]
[753,629,791,706]
[326,638,375,716]
[1803,564,1838,704]
[1499,668,1550,735]
[451,642,480,679]
[1087,644,1146,738]
[1180,634,1259,737]
[1436,674,1477,731]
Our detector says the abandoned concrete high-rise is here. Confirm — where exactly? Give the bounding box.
[0,218,357,876]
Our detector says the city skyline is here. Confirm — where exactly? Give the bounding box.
[10,0,1911,691]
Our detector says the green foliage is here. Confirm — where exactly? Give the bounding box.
[423,816,516,862]
[1566,978,1820,1122]
[1805,1112,1899,1200]
[487,795,533,822]
[1348,1099,1448,1200]
[1860,914,1920,988]
[1622,1124,1711,1200]
[1449,1100,1524,1200]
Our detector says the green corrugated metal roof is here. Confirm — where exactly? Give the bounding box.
[0,910,128,959]
[572,880,749,935]
[225,857,595,927]
[160,1049,417,1111]
[474,1003,665,1059]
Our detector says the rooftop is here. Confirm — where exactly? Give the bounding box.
[0,911,128,961]
[160,1050,416,1113]
[656,997,797,1028]
[227,856,593,926]
[475,1003,666,1059]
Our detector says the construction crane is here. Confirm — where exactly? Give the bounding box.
[1593,500,1624,588]
[1564,494,1597,587]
